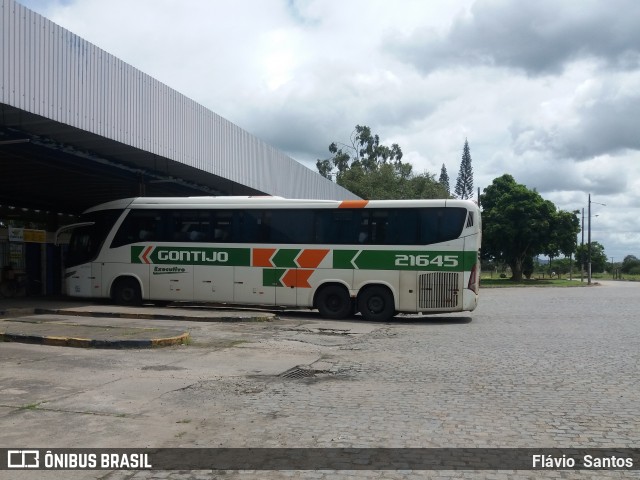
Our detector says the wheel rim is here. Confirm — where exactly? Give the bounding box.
[317,286,350,319]
[121,288,134,302]
[327,294,342,312]
[366,295,384,313]
[115,279,140,305]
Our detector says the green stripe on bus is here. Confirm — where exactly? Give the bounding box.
[263,268,286,287]
[131,246,251,266]
[271,249,299,268]
[333,250,359,269]
[333,250,477,271]
[130,246,477,272]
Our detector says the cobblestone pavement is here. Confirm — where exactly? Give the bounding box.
[1,282,639,479]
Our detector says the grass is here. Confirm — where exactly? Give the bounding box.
[482,273,640,287]
[480,277,588,288]
[481,272,640,287]
[592,273,640,282]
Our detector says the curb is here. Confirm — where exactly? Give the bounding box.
[0,331,190,349]
[33,308,275,323]
[0,307,36,318]
[0,302,273,349]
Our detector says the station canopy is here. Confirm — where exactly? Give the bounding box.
[0,105,261,218]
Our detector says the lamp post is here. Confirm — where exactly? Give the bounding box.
[581,208,584,282]
[611,257,614,279]
[588,195,591,284]
[587,194,606,285]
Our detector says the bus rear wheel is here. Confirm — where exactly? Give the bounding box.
[316,284,351,320]
[358,285,395,322]
[112,277,142,306]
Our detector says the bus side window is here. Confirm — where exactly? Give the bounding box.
[420,209,448,245]
[327,210,360,244]
[358,214,370,244]
[112,210,162,247]
[139,224,154,240]
[357,210,388,244]
[370,210,389,244]
[419,208,467,244]
[167,210,211,242]
[236,210,264,243]
[439,208,467,241]
[271,210,314,244]
[138,213,161,241]
[358,227,368,244]
[258,211,272,242]
[213,211,232,242]
[387,209,418,245]
[169,212,186,241]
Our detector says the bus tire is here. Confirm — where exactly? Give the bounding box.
[358,285,395,322]
[112,277,142,306]
[316,284,351,320]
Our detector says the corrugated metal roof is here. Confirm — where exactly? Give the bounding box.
[0,0,358,206]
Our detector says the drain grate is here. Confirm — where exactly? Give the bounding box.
[280,366,317,379]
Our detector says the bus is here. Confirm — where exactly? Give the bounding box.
[59,197,481,321]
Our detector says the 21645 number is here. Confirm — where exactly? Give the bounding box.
[394,254,458,268]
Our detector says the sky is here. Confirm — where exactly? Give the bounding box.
[17,0,640,262]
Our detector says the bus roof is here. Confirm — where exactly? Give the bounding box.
[83,196,479,213]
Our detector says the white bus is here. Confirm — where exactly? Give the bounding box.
[60,197,481,321]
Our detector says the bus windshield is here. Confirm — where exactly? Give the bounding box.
[66,210,123,268]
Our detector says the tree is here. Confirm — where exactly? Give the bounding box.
[544,209,581,258]
[621,255,640,274]
[481,174,580,281]
[439,164,450,196]
[575,242,608,273]
[522,255,534,279]
[316,125,404,179]
[454,139,473,199]
[548,257,574,277]
[316,125,448,199]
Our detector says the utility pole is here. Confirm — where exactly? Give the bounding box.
[611,257,614,279]
[588,194,592,285]
[581,208,584,282]
[587,194,606,285]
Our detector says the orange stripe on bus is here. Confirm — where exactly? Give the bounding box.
[253,248,276,267]
[141,245,153,264]
[296,249,329,268]
[282,269,313,288]
[338,200,369,209]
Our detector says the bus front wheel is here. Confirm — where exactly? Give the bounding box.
[358,285,395,322]
[112,277,142,306]
[316,284,351,320]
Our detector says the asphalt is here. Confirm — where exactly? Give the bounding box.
[0,296,276,349]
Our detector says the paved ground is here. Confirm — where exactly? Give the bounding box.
[0,282,639,479]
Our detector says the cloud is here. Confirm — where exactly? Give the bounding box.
[516,154,630,196]
[386,0,640,76]
[511,70,640,160]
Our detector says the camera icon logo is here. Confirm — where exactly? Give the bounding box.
[7,450,40,468]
